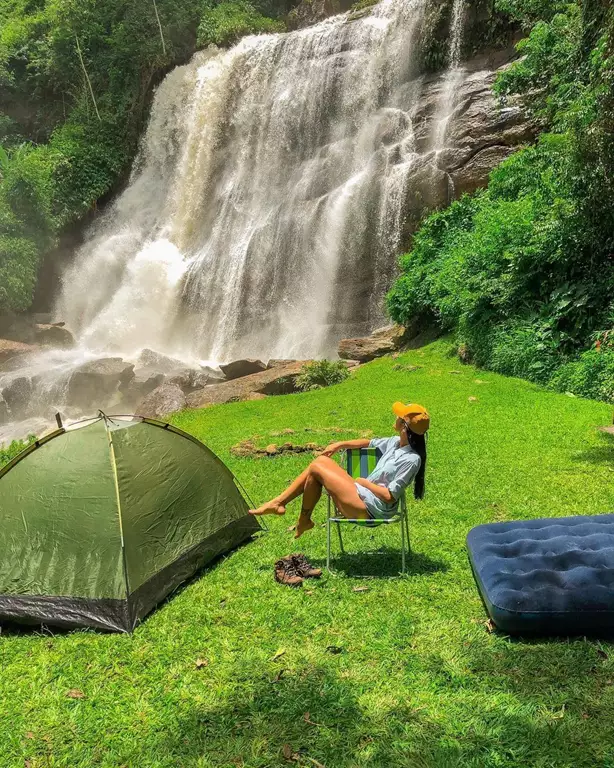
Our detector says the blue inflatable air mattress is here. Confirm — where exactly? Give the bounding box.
[466,514,614,635]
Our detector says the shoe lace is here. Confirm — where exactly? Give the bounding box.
[291,553,311,574]
[282,558,302,578]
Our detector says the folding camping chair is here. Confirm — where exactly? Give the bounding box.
[326,447,411,573]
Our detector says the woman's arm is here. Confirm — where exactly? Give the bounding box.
[355,478,394,503]
[321,438,370,457]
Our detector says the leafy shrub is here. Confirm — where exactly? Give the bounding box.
[550,347,614,402]
[473,319,562,382]
[0,0,290,313]
[0,435,35,468]
[0,235,39,312]
[197,2,283,48]
[295,360,351,391]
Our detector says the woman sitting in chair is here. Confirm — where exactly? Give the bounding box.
[249,402,429,538]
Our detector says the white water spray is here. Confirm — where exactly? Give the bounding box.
[57,0,434,363]
[430,0,467,151]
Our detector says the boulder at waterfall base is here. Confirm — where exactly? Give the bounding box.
[137,383,187,418]
[220,359,267,380]
[34,323,75,349]
[118,368,166,405]
[187,361,307,409]
[0,394,9,425]
[1,376,33,420]
[67,358,135,409]
[267,359,299,368]
[138,349,192,374]
[0,339,38,371]
[338,324,415,362]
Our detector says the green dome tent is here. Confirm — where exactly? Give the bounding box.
[0,414,260,632]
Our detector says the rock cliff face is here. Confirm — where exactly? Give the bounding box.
[399,48,532,238]
[325,46,533,339]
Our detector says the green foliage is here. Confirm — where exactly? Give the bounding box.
[295,360,351,391]
[0,435,34,466]
[197,1,283,48]
[388,0,614,404]
[0,0,290,313]
[551,346,614,402]
[494,3,584,127]
[0,235,40,311]
[418,0,517,75]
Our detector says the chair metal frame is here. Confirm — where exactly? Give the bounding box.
[325,448,411,573]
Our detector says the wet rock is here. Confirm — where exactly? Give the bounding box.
[137,349,189,373]
[0,395,9,425]
[193,368,225,386]
[220,359,267,380]
[31,313,54,325]
[67,358,135,410]
[267,359,299,369]
[287,0,353,30]
[0,314,36,344]
[137,383,186,419]
[450,145,516,197]
[119,368,166,406]
[130,368,166,393]
[338,324,417,362]
[34,324,75,349]
[0,339,38,371]
[2,376,33,420]
[166,369,198,391]
[187,361,308,409]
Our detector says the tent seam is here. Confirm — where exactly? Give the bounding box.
[105,421,132,624]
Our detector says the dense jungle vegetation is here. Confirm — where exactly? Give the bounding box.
[0,0,292,313]
[388,0,614,402]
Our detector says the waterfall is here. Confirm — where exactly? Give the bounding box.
[2,0,501,441]
[57,0,435,364]
[430,0,467,152]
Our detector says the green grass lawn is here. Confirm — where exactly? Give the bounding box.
[3,340,614,767]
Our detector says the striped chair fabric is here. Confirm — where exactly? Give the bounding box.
[326,446,411,572]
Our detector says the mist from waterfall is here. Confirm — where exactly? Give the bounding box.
[57,0,434,364]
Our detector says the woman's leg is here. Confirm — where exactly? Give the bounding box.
[250,456,368,535]
[295,456,368,538]
[249,466,312,516]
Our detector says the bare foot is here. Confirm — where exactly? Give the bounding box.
[249,501,286,516]
[295,512,315,539]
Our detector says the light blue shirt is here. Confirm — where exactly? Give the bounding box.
[355,436,421,519]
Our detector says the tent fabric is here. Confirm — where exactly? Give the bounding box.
[467,514,614,636]
[0,415,260,632]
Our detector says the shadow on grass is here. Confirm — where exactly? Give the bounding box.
[573,432,614,465]
[311,547,448,578]
[152,659,610,768]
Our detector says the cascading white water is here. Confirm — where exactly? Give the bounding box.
[430,0,467,151]
[57,0,434,363]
